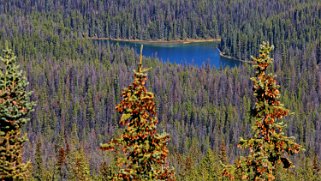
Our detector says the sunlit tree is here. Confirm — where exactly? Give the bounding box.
[101,46,175,180]
[0,43,35,180]
[223,42,303,180]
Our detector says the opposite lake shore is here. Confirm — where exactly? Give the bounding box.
[88,37,221,44]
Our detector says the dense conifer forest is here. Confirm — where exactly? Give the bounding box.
[0,0,321,180]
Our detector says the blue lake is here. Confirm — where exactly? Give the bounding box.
[100,40,241,68]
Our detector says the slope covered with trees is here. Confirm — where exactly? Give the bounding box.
[0,0,320,180]
[0,42,315,180]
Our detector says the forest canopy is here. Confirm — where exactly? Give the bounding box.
[0,0,320,180]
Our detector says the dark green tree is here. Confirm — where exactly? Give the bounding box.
[100,46,175,180]
[223,42,303,181]
[0,43,35,180]
[33,139,43,181]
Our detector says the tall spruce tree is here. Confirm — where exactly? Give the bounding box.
[33,139,43,181]
[100,46,175,180]
[223,42,303,180]
[0,43,35,180]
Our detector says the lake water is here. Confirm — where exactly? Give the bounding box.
[101,40,241,68]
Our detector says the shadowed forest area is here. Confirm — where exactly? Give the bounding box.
[0,0,321,180]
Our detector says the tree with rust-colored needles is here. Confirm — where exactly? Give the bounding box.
[223,42,303,181]
[101,45,175,180]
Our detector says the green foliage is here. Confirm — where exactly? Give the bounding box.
[0,1,320,180]
[33,139,43,181]
[67,124,91,181]
[223,42,303,180]
[101,46,175,180]
[51,125,92,181]
[0,43,35,180]
[67,148,91,181]
[196,149,221,180]
[99,160,118,181]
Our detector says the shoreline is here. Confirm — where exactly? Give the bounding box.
[89,36,249,64]
[216,48,252,64]
[88,37,221,44]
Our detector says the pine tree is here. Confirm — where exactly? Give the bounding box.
[312,154,320,176]
[67,148,91,181]
[55,147,67,180]
[100,45,175,180]
[33,139,43,181]
[0,43,35,180]
[223,42,303,180]
[67,124,91,181]
[99,161,115,181]
[197,149,220,180]
[219,140,227,164]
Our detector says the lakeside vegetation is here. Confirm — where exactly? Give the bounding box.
[217,48,251,63]
[0,0,320,180]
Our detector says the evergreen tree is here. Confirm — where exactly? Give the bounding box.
[197,149,220,180]
[223,42,303,180]
[219,140,227,164]
[0,43,35,180]
[100,46,175,180]
[33,139,43,181]
[312,154,320,177]
[55,146,67,180]
[67,124,91,181]
[99,161,116,181]
[67,148,91,181]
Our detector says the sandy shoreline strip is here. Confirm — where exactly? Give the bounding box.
[88,37,221,44]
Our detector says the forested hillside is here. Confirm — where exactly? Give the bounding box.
[0,0,320,180]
